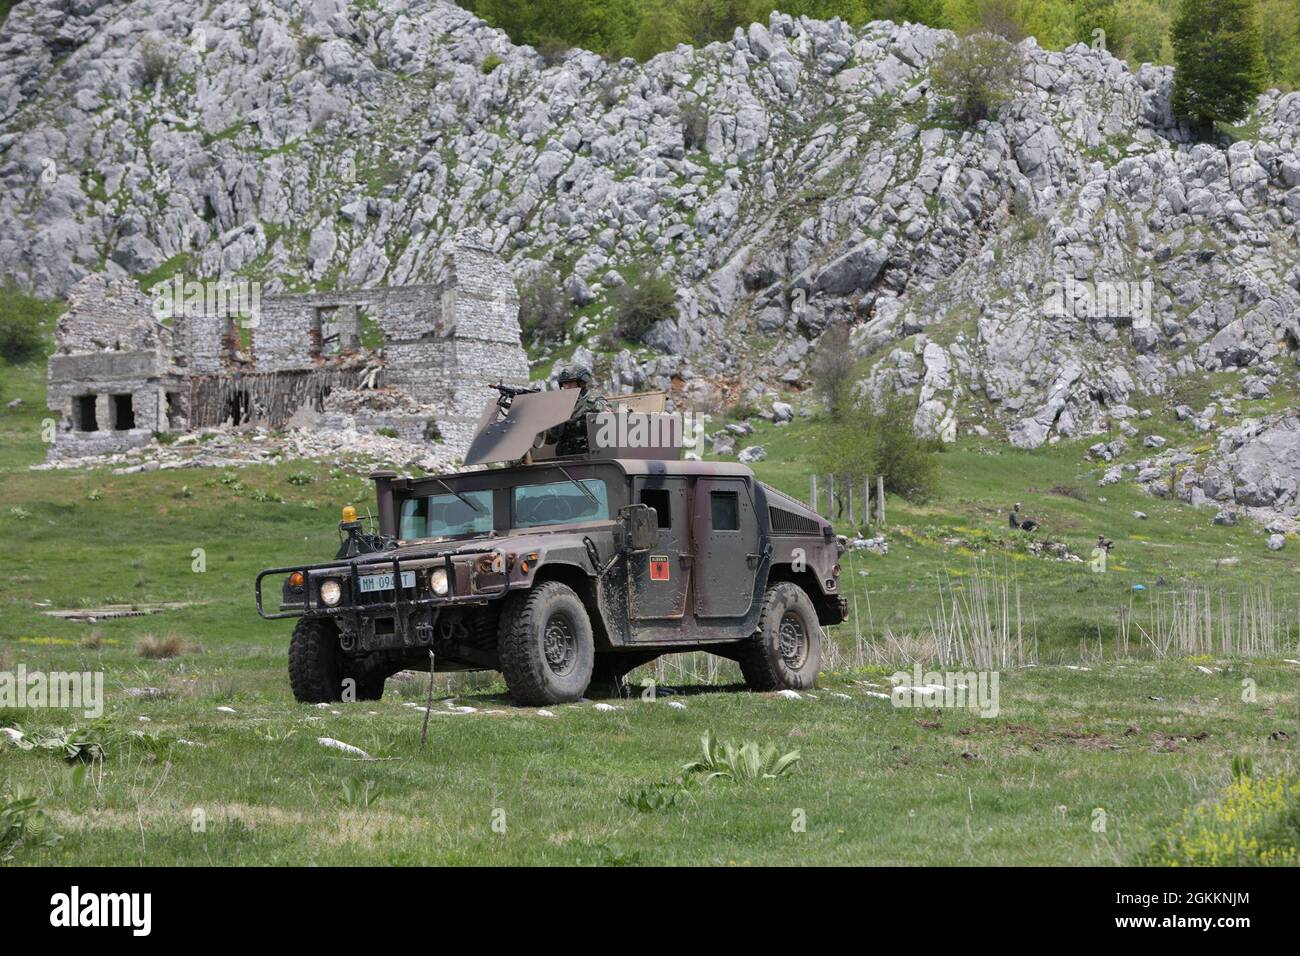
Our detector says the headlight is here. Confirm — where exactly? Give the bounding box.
[319,578,343,607]
[429,567,449,596]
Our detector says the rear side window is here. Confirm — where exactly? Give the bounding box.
[710,490,739,531]
[640,488,671,529]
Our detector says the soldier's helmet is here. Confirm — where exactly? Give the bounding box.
[557,364,593,389]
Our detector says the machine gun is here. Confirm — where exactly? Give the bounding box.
[488,381,540,417]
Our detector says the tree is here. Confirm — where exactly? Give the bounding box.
[1258,0,1300,90]
[813,394,940,510]
[1171,0,1267,130]
[0,284,56,363]
[928,29,1024,124]
[810,323,858,421]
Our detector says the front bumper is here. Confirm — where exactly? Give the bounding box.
[254,547,510,622]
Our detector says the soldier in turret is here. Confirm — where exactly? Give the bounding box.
[547,364,610,455]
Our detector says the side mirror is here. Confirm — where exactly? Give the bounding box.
[619,503,657,552]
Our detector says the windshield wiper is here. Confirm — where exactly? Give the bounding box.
[555,465,598,506]
[436,478,484,514]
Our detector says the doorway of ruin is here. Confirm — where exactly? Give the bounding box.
[165,391,185,430]
[110,394,136,431]
[224,389,252,426]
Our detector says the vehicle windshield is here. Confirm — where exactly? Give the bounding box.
[398,490,493,540]
[513,479,609,528]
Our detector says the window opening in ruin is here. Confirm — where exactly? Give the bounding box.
[221,315,242,362]
[312,307,342,357]
[110,394,136,431]
[358,309,383,350]
[75,395,99,432]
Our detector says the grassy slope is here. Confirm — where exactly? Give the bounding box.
[1,356,1298,865]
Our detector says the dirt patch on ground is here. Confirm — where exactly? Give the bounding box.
[957,723,1120,751]
[956,722,1213,754]
[326,811,434,848]
[52,802,309,831]
[1150,730,1211,753]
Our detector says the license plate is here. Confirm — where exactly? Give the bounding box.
[358,571,415,593]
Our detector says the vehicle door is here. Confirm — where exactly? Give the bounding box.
[691,477,760,619]
[626,476,689,621]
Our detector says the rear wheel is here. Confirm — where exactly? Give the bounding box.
[288,618,387,703]
[498,582,595,705]
[738,582,822,692]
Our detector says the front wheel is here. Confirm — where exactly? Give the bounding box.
[738,582,822,692]
[288,618,387,703]
[498,582,595,705]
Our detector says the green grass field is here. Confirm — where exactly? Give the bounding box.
[1,354,1298,865]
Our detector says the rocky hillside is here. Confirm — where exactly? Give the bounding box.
[2,0,1299,519]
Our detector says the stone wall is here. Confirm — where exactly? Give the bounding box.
[53,275,168,356]
[173,310,238,373]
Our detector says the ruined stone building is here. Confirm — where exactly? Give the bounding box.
[46,240,529,461]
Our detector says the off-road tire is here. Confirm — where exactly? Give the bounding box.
[498,582,595,705]
[738,582,822,692]
[288,618,386,703]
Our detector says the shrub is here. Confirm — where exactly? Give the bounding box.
[137,634,187,660]
[598,78,622,108]
[681,102,709,151]
[1010,191,1043,241]
[612,264,676,344]
[0,283,57,363]
[517,269,570,344]
[481,53,504,74]
[1049,483,1087,501]
[0,785,61,861]
[139,37,174,87]
[929,30,1024,124]
[536,35,572,67]
[1146,770,1300,866]
[298,34,323,63]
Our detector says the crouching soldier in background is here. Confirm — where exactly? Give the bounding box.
[547,364,610,456]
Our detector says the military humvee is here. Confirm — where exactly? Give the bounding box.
[256,387,846,705]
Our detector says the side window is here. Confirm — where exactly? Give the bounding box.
[710,490,739,531]
[639,488,671,529]
[513,479,609,528]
